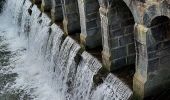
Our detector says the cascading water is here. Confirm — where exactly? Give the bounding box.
[0,0,133,100]
[90,74,132,100]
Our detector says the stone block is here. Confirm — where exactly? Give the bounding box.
[128,43,135,55]
[86,13,98,21]
[112,58,127,69]
[119,34,134,46]
[86,20,97,29]
[51,5,63,22]
[121,18,135,27]
[86,2,99,14]
[110,28,123,37]
[110,38,119,48]
[127,55,136,65]
[148,58,159,72]
[111,47,127,59]
[80,31,101,48]
[124,25,134,34]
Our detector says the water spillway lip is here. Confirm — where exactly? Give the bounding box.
[31,5,41,19]
[51,23,64,36]
[81,51,102,73]
[104,73,133,99]
[41,13,52,26]
[23,0,32,10]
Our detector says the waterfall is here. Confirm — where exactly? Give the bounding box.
[0,0,133,100]
[90,74,132,100]
[67,51,101,100]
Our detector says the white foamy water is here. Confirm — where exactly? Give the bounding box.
[0,0,133,100]
[90,74,132,100]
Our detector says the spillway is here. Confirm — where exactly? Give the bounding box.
[0,0,132,100]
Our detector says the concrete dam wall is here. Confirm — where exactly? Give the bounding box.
[0,0,170,100]
[32,0,170,99]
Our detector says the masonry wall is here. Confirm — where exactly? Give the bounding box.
[32,0,170,99]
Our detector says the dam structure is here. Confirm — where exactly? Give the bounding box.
[0,0,169,100]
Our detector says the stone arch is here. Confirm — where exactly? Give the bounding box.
[148,16,170,73]
[98,0,137,21]
[143,16,170,97]
[143,2,170,27]
[99,0,136,71]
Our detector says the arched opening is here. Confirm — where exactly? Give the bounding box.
[101,0,136,87]
[146,16,170,98]
[150,16,170,42]
[149,16,170,71]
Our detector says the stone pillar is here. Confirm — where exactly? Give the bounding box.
[99,7,112,71]
[51,0,63,22]
[78,0,101,48]
[133,24,149,100]
[133,23,170,99]
[41,0,52,12]
[61,0,80,34]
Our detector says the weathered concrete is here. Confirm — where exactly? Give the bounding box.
[61,0,81,34]
[78,0,101,48]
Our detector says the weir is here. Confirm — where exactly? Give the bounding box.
[0,0,133,100]
[0,0,170,100]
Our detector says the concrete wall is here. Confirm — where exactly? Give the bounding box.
[34,0,170,99]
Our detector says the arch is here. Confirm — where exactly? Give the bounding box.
[143,2,170,27]
[100,0,136,72]
[145,16,170,97]
[98,0,137,22]
[150,16,170,42]
[148,16,170,66]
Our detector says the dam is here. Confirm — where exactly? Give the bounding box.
[0,0,170,100]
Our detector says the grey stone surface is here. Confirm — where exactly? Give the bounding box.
[61,0,80,34]
[78,0,101,48]
[51,0,63,22]
[34,0,170,99]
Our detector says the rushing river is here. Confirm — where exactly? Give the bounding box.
[0,0,132,100]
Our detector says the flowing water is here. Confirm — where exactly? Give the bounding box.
[0,0,132,100]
